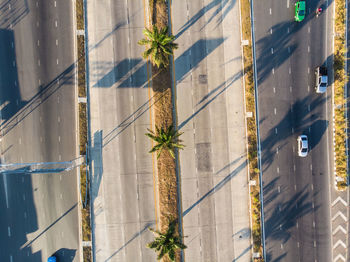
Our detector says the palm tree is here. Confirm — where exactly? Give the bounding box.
[138,26,178,68]
[147,220,187,261]
[145,125,184,159]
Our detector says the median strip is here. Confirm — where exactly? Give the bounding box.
[333,0,347,190]
[76,0,92,261]
[240,0,263,259]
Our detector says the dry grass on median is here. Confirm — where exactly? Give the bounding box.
[78,35,86,98]
[240,0,263,257]
[333,0,348,190]
[76,0,84,30]
[76,2,91,260]
[147,1,181,261]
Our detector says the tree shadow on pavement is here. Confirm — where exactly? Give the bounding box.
[264,186,317,243]
[175,38,226,83]
[92,38,226,149]
[174,0,235,39]
[255,21,297,85]
[260,95,327,172]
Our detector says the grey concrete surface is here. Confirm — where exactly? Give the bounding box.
[86,0,157,261]
[0,0,79,261]
[252,0,334,261]
[172,0,252,261]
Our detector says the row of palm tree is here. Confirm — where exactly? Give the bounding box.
[139,23,186,261]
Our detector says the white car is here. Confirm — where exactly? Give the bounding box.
[297,135,308,157]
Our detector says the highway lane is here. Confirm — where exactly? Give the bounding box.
[87,0,157,261]
[253,0,333,261]
[172,0,252,261]
[0,0,79,261]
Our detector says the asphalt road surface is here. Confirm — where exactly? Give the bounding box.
[87,0,158,261]
[0,0,79,261]
[253,0,334,261]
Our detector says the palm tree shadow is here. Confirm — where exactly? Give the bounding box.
[260,95,327,172]
[174,0,235,39]
[264,186,317,243]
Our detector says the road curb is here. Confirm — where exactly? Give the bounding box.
[72,0,84,261]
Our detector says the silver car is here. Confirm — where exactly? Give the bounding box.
[297,135,308,157]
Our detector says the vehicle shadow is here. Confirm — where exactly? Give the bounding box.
[52,248,77,262]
